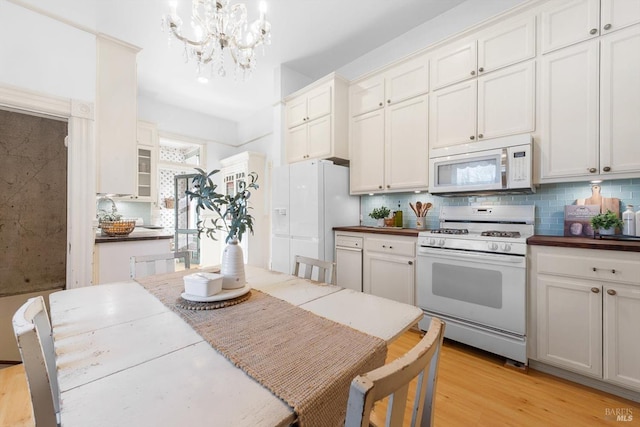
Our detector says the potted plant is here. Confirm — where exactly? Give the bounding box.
[369,206,391,227]
[590,210,623,235]
[187,168,259,289]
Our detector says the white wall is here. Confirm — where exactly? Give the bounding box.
[0,1,95,102]
[337,0,529,80]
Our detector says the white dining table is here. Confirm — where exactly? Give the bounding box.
[50,265,423,427]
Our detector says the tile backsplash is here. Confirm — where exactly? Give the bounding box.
[360,178,640,236]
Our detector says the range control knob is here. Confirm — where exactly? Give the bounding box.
[488,242,499,251]
[438,239,446,247]
[501,243,512,252]
[428,238,437,246]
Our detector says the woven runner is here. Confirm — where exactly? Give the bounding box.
[136,269,387,427]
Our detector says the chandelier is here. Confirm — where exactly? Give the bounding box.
[163,0,272,81]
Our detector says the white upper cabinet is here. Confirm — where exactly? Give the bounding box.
[541,0,640,54]
[96,35,140,195]
[430,40,477,91]
[430,15,536,91]
[430,60,535,149]
[284,74,348,164]
[350,54,428,117]
[349,110,385,193]
[540,24,640,181]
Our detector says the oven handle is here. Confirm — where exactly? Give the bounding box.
[417,247,525,264]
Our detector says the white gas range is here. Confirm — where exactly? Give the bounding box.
[416,205,535,364]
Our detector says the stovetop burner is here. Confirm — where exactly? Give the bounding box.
[481,230,521,238]
[431,228,469,235]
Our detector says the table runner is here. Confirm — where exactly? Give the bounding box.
[136,269,387,427]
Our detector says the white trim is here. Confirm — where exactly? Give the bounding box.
[0,83,96,289]
[6,0,98,35]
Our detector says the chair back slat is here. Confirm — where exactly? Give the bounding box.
[130,251,191,278]
[12,296,60,427]
[292,255,335,284]
[345,318,446,427]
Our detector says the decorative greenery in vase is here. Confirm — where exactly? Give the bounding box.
[186,168,259,244]
[369,206,391,220]
[590,210,623,234]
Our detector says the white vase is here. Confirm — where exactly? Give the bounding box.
[376,218,384,227]
[221,239,246,289]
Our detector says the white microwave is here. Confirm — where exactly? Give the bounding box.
[429,134,535,196]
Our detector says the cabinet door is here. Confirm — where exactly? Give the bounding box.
[286,125,308,163]
[385,95,428,192]
[430,40,477,90]
[429,80,477,149]
[350,74,385,117]
[600,25,640,176]
[286,95,307,128]
[477,61,535,141]
[536,276,602,378]
[385,54,429,105]
[540,40,599,180]
[601,0,640,35]
[306,115,332,160]
[363,254,414,305]
[350,110,385,193]
[306,84,332,122]
[604,284,640,391]
[540,0,600,53]
[477,15,536,74]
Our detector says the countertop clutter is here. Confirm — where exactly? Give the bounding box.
[527,235,640,253]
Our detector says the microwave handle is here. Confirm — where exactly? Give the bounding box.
[501,148,508,189]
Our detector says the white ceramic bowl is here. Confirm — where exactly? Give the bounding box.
[183,273,223,297]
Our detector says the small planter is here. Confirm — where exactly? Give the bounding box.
[376,218,384,227]
[598,227,615,235]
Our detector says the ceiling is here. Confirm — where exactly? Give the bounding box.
[18,0,468,122]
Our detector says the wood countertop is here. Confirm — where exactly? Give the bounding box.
[527,235,640,252]
[95,230,173,244]
[333,226,424,237]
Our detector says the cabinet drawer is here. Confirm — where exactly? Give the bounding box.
[365,237,415,257]
[335,235,363,249]
[537,252,640,285]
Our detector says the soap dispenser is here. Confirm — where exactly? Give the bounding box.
[622,205,635,236]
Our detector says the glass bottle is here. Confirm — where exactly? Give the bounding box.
[622,205,635,236]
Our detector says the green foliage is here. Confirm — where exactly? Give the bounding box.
[590,210,623,230]
[369,206,391,220]
[98,212,122,222]
[186,168,259,244]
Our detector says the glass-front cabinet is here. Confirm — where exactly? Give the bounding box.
[174,174,200,264]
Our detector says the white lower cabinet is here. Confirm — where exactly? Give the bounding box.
[363,234,416,305]
[530,245,640,392]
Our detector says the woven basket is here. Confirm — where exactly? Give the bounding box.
[100,220,136,236]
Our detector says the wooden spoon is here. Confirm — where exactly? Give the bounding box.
[416,201,423,217]
[409,202,419,216]
[423,202,433,216]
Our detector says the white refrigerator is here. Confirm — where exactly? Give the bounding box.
[271,160,360,276]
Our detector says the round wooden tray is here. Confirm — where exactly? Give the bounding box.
[175,290,252,310]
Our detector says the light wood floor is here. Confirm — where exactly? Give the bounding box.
[2,330,639,426]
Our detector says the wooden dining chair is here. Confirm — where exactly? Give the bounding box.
[292,255,336,284]
[12,296,60,427]
[130,251,191,278]
[345,318,446,427]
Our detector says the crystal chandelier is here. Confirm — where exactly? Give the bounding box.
[163,0,271,81]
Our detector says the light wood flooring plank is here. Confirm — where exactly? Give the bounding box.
[0,364,34,427]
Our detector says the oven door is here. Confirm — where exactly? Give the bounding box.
[416,246,525,335]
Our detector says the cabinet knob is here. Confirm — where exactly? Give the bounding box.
[603,23,612,30]
[607,289,617,296]
[382,245,386,248]
[387,185,390,189]
[408,261,413,265]
[590,28,598,35]
[478,67,484,72]
[478,133,484,139]
[307,117,310,120]
[470,70,476,76]
[603,166,611,172]
[379,102,383,106]
[389,246,393,249]
[378,185,383,189]
[470,135,475,140]
[387,99,391,104]
[591,287,600,293]
[588,167,597,173]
